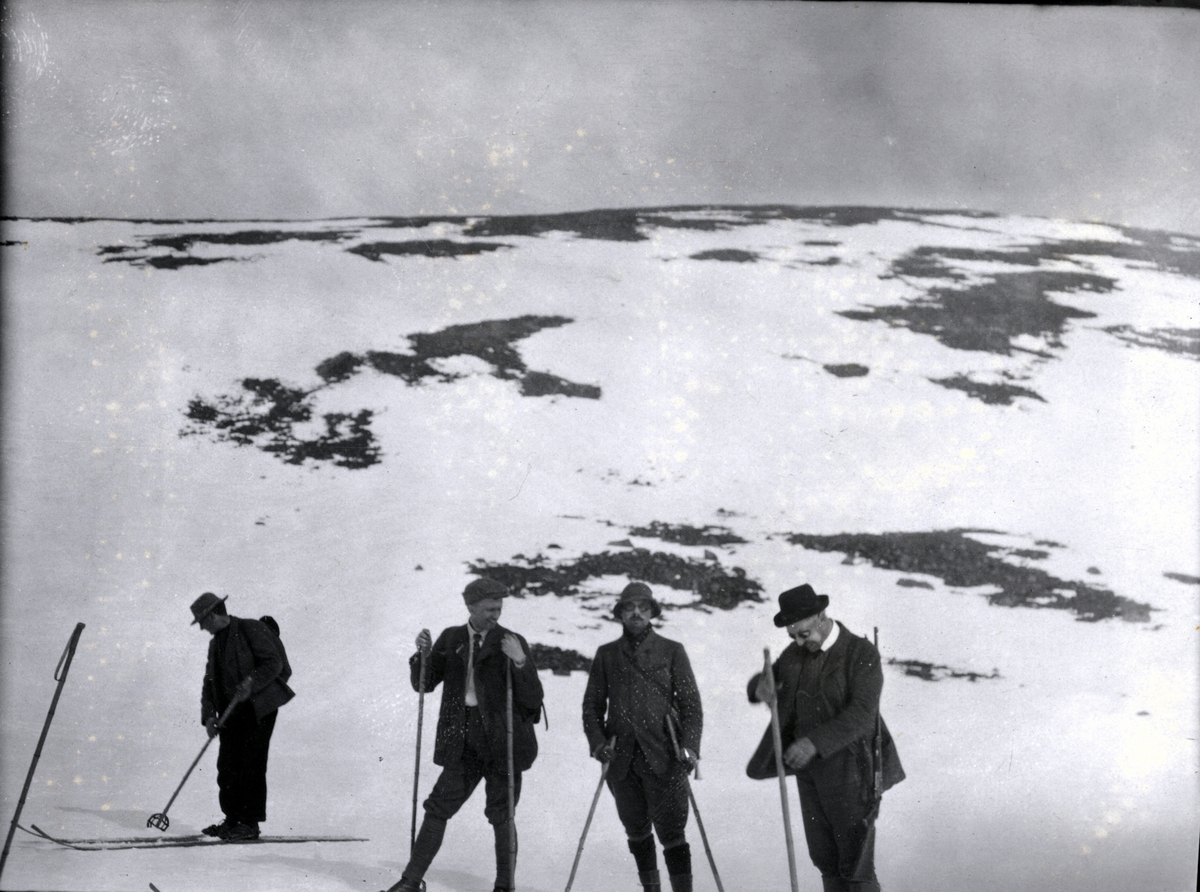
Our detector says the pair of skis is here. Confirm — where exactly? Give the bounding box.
[18,822,365,852]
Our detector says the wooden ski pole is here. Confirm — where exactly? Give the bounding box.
[411,632,429,854]
[665,717,724,892]
[1,623,85,882]
[147,687,247,831]
[764,647,800,892]
[564,736,615,892]
[506,659,517,891]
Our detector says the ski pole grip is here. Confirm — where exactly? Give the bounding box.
[54,623,86,681]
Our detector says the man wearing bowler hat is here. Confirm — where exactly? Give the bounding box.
[384,578,544,892]
[582,582,703,892]
[191,592,294,841]
[746,584,904,892]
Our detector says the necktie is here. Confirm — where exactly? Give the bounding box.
[466,631,483,706]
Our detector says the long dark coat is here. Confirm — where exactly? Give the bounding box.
[201,616,295,723]
[410,623,544,772]
[582,629,703,779]
[746,622,904,791]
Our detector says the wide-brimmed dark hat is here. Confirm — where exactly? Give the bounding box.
[463,577,510,605]
[190,592,229,625]
[773,584,828,627]
[613,582,662,619]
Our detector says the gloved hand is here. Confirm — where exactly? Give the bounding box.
[679,747,698,770]
[592,740,615,763]
[205,717,220,739]
[500,633,526,667]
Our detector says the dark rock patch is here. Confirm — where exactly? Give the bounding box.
[824,363,869,378]
[184,316,597,467]
[321,316,599,397]
[1164,572,1200,585]
[888,658,1001,682]
[530,643,593,674]
[520,371,602,399]
[1010,549,1050,560]
[930,375,1045,405]
[689,249,759,263]
[467,548,764,611]
[803,240,841,247]
[841,270,1105,355]
[464,209,648,242]
[99,228,356,267]
[1104,326,1200,360]
[182,378,380,469]
[627,522,748,547]
[896,578,934,590]
[347,239,510,262]
[784,529,1151,622]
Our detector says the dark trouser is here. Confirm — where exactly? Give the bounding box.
[794,748,880,892]
[216,704,277,824]
[608,744,691,884]
[404,709,522,888]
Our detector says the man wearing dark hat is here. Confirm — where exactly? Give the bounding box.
[746,584,903,892]
[582,582,704,892]
[384,577,544,892]
[191,592,294,841]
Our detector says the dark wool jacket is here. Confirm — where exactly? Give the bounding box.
[746,622,904,791]
[582,629,703,780]
[410,623,544,772]
[201,616,295,724]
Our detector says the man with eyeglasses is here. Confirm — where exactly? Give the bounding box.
[746,584,904,892]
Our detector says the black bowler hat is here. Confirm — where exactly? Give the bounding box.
[613,582,662,619]
[773,584,828,627]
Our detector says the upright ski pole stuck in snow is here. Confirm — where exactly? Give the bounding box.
[666,714,724,892]
[411,631,429,854]
[505,659,517,891]
[852,627,885,880]
[1,622,85,883]
[564,736,615,892]
[764,647,800,892]
[147,688,247,831]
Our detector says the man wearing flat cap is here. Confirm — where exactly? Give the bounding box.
[385,577,544,892]
[747,584,904,892]
[191,591,294,841]
[582,582,704,892]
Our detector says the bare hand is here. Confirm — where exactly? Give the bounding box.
[415,628,432,655]
[500,633,526,667]
[784,737,817,770]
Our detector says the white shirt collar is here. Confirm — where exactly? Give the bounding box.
[820,620,840,652]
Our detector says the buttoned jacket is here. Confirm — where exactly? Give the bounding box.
[410,623,544,771]
[201,616,295,723]
[582,629,703,779]
[746,621,903,790]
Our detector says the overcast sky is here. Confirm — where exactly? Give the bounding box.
[4,1,1199,233]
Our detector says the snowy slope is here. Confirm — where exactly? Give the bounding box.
[1,207,1197,892]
